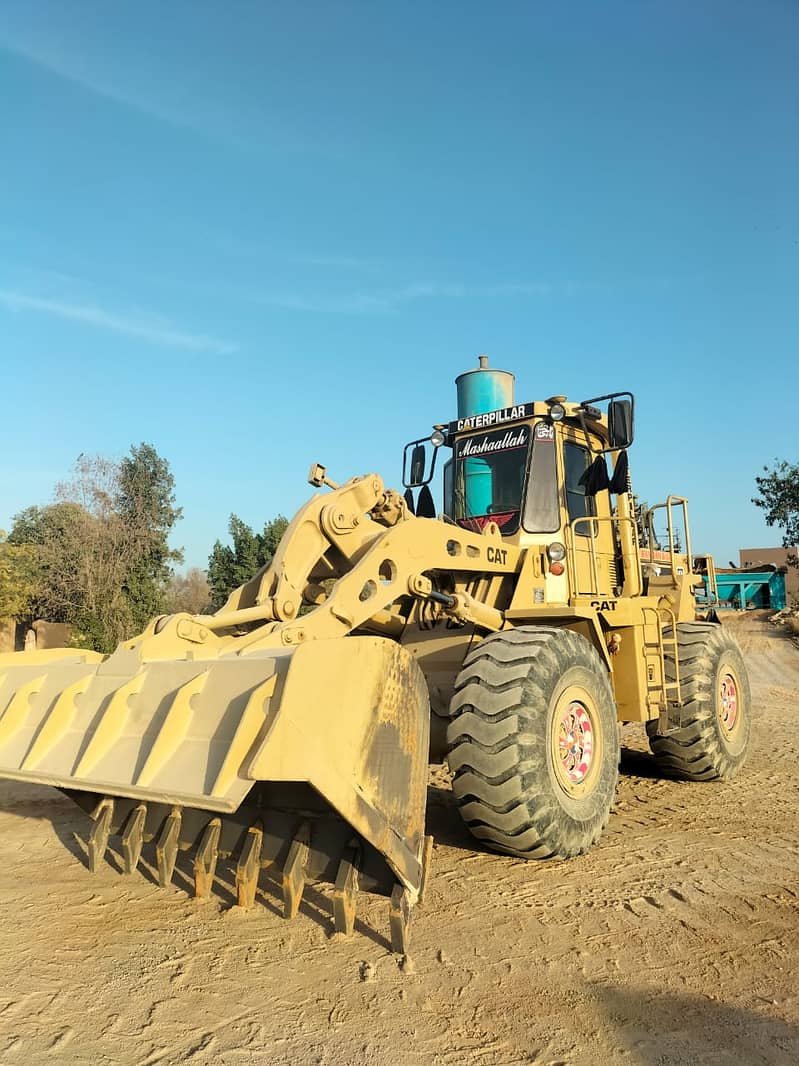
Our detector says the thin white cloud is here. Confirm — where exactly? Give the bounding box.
[0,36,309,154]
[0,38,190,133]
[0,289,236,355]
[488,281,559,296]
[252,281,467,314]
[250,279,563,314]
[291,254,375,271]
[390,282,467,301]
[254,291,390,314]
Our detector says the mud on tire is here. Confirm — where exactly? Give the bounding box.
[446,627,619,860]
[646,622,751,781]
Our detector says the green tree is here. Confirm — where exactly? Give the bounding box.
[753,460,799,565]
[207,514,288,609]
[116,443,183,630]
[0,533,39,621]
[8,500,89,625]
[8,445,183,652]
[9,501,83,555]
[260,515,289,561]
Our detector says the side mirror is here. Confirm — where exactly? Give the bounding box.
[410,444,426,486]
[579,391,635,454]
[608,398,633,449]
[402,437,439,488]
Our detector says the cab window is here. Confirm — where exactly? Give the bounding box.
[522,422,560,532]
[564,441,596,536]
[452,424,530,534]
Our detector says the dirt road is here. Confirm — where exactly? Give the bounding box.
[1,613,797,1065]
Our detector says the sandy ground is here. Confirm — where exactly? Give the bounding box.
[0,612,797,1065]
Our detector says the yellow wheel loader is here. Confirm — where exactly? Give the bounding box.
[0,358,750,953]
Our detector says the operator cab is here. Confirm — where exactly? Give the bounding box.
[403,386,633,541]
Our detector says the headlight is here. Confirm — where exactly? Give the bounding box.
[549,403,566,422]
[547,541,566,562]
[430,429,446,448]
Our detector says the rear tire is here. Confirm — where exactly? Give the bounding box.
[446,627,619,860]
[646,622,751,780]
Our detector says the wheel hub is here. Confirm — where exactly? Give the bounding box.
[557,701,594,785]
[719,673,738,732]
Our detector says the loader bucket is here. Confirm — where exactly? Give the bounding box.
[0,637,431,951]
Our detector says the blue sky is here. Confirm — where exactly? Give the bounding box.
[1,1,797,570]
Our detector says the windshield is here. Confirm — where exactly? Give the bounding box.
[452,424,530,533]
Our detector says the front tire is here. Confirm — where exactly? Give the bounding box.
[646,622,751,780]
[446,627,619,860]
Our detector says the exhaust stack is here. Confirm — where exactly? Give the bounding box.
[455,354,515,419]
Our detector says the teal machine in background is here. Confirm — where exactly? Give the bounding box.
[701,567,787,611]
[455,356,515,517]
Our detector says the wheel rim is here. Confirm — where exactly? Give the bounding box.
[550,694,601,797]
[718,672,738,734]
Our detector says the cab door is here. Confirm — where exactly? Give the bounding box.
[561,434,617,599]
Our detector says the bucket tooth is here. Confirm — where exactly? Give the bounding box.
[236,825,263,909]
[193,818,221,899]
[121,804,147,874]
[418,835,434,906]
[156,807,181,887]
[331,841,361,936]
[282,821,310,919]
[88,797,114,873]
[389,883,412,956]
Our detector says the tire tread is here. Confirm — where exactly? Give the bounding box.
[446,626,619,861]
[647,623,751,781]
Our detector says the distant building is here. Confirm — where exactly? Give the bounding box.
[0,618,71,652]
[739,546,798,601]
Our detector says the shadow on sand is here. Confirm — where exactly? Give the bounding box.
[589,981,799,1065]
[0,780,393,952]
